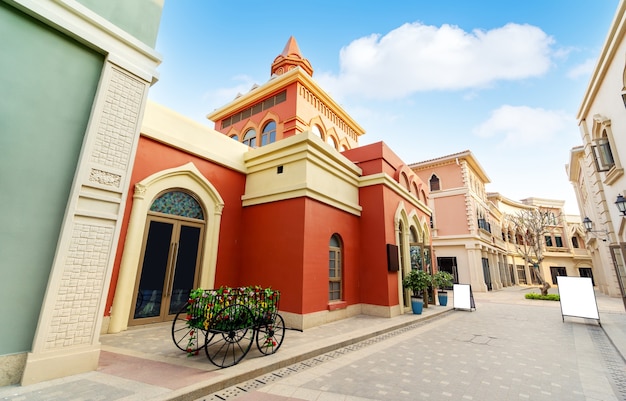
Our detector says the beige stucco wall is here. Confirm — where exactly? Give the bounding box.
[570,0,626,299]
[243,131,363,215]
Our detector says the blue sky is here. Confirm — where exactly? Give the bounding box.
[148,1,620,214]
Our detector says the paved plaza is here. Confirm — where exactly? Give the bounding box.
[0,286,625,401]
[212,298,625,401]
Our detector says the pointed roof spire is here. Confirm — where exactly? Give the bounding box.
[271,36,314,77]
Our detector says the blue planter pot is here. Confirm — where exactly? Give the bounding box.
[438,292,448,306]
[411,298,423,314]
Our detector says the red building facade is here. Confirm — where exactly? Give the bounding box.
[104,37,432,332]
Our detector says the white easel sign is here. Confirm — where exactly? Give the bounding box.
[453,284,475,311]
[557,276,600,325]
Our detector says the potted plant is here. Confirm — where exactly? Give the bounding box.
[402,269,433,314]
[433,271,454,306]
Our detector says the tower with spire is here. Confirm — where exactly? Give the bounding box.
[207,36,364,151]
[271,36,314,77]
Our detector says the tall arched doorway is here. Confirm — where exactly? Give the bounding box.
[130,190,205,325]
[108,163,224,334]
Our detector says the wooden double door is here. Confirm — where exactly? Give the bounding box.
[130,215,203,325]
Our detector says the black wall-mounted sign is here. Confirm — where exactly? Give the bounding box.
[387,244,399,272]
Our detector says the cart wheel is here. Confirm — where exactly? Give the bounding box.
[205,304,254,368]
[256,313,285,355]
[172,304,206,353]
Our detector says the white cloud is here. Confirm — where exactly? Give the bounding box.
[317,22,554,100]
[203,74,257,111]
[567,58,596,79]
[473,105,572,146]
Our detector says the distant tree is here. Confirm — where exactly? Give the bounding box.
[505,208,561,296]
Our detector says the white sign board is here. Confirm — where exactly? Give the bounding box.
[557,276,599,321]
[453,284,475,311]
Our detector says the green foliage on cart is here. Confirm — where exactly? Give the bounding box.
[184,286,280,355]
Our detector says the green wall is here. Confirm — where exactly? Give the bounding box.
[0,3,103,354]
[76,0,163,47]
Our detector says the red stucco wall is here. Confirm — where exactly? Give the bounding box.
[239,198,361,315]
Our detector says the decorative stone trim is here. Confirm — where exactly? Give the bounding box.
[89,168,122,188]
[44,224,113,350]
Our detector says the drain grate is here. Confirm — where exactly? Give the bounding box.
[589,324,626,400]
[197,314,448,400]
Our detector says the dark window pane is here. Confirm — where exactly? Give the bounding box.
[429,175,440,191]
[592,137,615,172]
[135,221,172,319]
[169,225,200,314]
[251,104,263,115]
[275,90,286,103]
[262,98,274,110]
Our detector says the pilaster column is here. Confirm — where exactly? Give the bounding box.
[21,62,150,385]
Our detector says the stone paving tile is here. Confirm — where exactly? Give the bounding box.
[218,301,625,401]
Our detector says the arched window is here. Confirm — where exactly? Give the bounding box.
[429,174,440,191]
[410,226,422,270]
[261,121,276,146]
[329,234,342,301]
[399,222,406,272]
[592,130,615,172]
[400,173,410,190]
[150,190,204,220]
[243,129,257,148]
[326,135,337,149]
[311,124,323,138]
[230,134,239,141]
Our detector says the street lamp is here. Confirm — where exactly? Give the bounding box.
[615,194,626,216]
[582,217,608,241]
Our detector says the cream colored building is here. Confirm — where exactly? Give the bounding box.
[411,151,592,292]
[566,0,626,309]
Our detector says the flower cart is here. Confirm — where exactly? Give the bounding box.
[171,286,285,368]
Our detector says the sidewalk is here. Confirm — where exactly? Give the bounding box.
[473,284,626,361]
[0,286,624,401]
